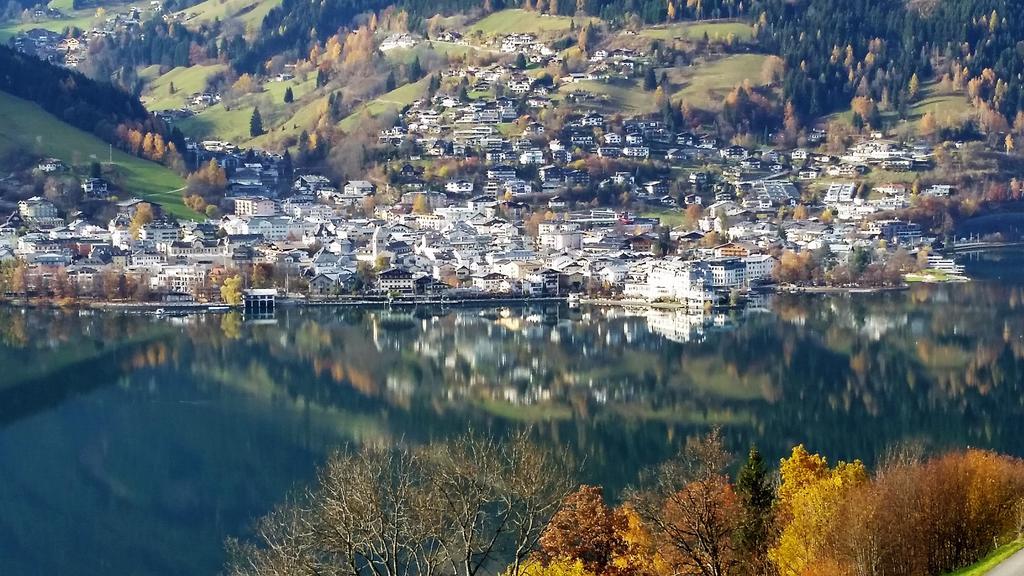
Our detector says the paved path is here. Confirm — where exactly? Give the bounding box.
[988,546,1024,576]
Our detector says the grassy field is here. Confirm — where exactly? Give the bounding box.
[826,83,974,133]
[467,9,595,35]
[141,64,229,110]
[641,208,688,228]
[945,540,1024,576]
[0,11,98,41]
[640,20,753,41]
[384,41,495,65]
[0,91,197,219]
[46,0,75,11]
[670,53,769,109]
[175,0,280,28]
[910,92,974,128]
[560,78,659,115]
[176,75,316,145]
[337,78,430,132]
[177,103,254,143]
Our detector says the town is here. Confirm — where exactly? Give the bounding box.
[0,13,987,309]
[0,125,964,308]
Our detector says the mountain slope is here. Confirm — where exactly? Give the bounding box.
[0,90,198,220]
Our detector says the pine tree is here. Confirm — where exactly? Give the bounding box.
[408,56,423,81]
[283,86,294,103]
[736,446,775,575]
[249,107,264,137]
[643,66,657,91]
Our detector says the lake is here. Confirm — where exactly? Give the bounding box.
[2,250,1024,575]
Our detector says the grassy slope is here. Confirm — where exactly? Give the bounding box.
[338,78,429,132]
[0,12,98,40]
[670,53,768,109]
[467,9,594,35]
[640,20,753,41]
[175,0,280,28]
[176,76,315,144]
[560,78,659,115]
[945,540,1024,576]
[204,77,426,149]
[0,90,197,219]
[826,83,974,131]
[141,64,229,110]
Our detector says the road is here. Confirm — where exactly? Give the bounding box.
[989,546,1024,576]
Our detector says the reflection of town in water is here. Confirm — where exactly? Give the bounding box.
[4,276,1024,470]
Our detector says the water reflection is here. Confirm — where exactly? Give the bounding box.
[2,252,1024,575]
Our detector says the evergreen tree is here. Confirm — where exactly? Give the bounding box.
[283,86,294,103]
[515,52,527,70]
[736,446,775,575]
[408,56,423,81]
[643,66,657,91]
[249,107,264,137]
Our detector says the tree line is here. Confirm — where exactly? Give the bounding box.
[228,429,1024,576]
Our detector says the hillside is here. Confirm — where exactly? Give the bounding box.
[141,64,230,111]
[174,0,281,29]
[0,90,198,219]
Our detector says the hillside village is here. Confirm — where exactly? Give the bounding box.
[0,13,980,305]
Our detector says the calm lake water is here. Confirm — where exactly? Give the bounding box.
[2,250,1024,575]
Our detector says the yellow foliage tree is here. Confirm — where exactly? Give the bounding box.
[129,202,154,240]
[517,559,595,576]
[770,446,867,576]
[220,274,243,306]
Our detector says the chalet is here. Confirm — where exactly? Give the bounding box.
[81,178,109,197]
[721,145,748,161]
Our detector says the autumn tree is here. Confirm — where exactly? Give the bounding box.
[907,73,920,102]
[187,159,228,199]
[51,267,75,301]
[412,193,431,214]
[769,446,867,576]
[684,203,703,227]
[630,429,740,576]
[221,274,243,305]
[129,202,154,240]
[538,486,628,575]
[919,111,938,142]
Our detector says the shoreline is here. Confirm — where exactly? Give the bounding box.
[767,285,910,294]
[0,295,571,312]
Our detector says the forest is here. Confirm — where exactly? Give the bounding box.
[752,0,1024,125]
